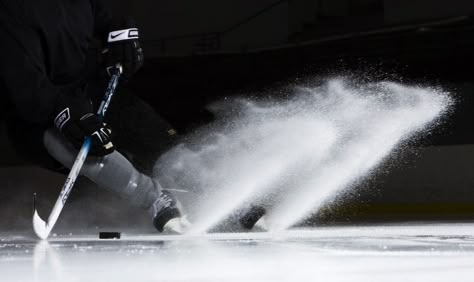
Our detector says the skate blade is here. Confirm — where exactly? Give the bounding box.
[252,217,268,232]
[162,216,191,234]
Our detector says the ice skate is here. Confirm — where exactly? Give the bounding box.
[151,190,189,233]
[239,205,266,230]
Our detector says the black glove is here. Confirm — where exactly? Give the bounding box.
[104,17,144,80]
[54,92,114,156]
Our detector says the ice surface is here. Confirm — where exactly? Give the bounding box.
[1,223,474,282]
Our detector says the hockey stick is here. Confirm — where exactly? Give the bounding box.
[33,64,122,240]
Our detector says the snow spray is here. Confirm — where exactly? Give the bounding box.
[154,78,453,233]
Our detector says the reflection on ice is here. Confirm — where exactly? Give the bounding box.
[33,241,63,281]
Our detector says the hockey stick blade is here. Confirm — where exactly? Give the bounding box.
[32,193,48,239]
[33,210,48,240]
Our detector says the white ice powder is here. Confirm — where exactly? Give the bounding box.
[154,78,453,233]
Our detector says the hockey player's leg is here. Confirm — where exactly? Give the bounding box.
[43,128,188,233]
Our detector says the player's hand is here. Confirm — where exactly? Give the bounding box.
[54,93,114,156]
[104,17,144,80]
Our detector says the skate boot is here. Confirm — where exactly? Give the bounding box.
[151,190,184,232]
[239,205,266,230]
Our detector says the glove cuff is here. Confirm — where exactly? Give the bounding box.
[107,28,139,43]
[54,89,93,131]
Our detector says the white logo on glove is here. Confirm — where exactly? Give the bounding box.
[108,28,139,43]
[54,108,71,130]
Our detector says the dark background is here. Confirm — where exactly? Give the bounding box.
[1,0,474,231]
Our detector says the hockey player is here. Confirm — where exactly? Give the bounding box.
[0,0,188,232]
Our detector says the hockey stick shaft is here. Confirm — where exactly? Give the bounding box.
[33,64,122,239]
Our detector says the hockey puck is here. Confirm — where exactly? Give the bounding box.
[99,232,121,239]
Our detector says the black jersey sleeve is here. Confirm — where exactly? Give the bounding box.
[0,27,76,125]
[90,0,113,40]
